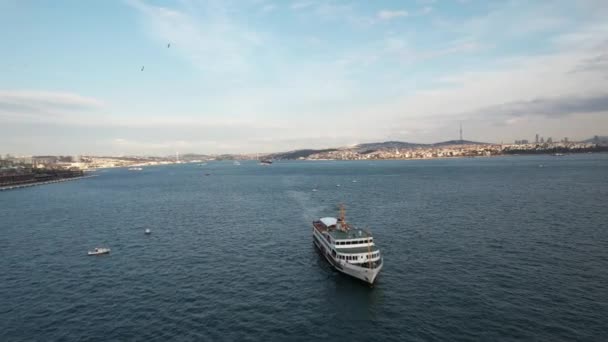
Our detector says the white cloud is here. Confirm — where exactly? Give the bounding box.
[377,10,409,20]
[418,6,433,15]
[127,0,264,75]
[0,90,103,109]
[0,90,104,121]
[261,4,276,13]
[290,1,314,10]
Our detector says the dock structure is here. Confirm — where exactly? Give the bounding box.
[0,175,97,191]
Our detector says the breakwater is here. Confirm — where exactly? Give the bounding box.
[0,174,97,191]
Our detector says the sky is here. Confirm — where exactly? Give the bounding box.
[1,0,607,156]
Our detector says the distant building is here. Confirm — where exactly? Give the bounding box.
[547,137,553,143]
[540,137,545,143]
[535,134,539,144]
[33,156,58,166]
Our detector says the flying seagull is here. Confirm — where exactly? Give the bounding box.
[167,43,171,48]
[141,66,144,71]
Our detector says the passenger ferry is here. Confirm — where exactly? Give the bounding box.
[313,205,383,284]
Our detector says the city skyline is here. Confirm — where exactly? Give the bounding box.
[1,0,608,155]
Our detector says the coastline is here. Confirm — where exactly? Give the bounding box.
[296,151,607,162]
[0,174,97,192]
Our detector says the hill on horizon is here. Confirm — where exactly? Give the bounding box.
[432,140,488,146]
[269,148,338,160]
[354,141,425,151]
[581,136,608,145]
[267,139,492,159]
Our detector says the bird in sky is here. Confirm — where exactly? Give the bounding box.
[141,66,144,71]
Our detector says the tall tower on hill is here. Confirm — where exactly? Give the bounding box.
[459,122,463,142]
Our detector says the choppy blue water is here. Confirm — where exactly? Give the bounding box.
[1,155,607,341]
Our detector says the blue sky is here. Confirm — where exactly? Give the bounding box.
[1,0,607,155]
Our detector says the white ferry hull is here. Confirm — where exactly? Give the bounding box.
[314,238,382,284]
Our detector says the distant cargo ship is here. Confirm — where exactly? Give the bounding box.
[313,205,383,284]
[259,159,273,165]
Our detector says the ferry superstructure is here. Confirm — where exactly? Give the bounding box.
[313,205,383,284]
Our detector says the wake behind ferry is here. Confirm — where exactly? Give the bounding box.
[313,205,383,284]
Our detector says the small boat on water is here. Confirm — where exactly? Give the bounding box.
[145,229,151,234]
[259,159,273,165]
[233,161,241,166]
[313,205,383,284]
[88,247,110,256]
[128,167,143,171]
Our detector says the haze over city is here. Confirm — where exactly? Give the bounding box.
[1,0,607,155]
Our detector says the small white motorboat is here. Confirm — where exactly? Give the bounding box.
[312,188,318,192]
[145,229,151,234]
[88,247,110,256]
